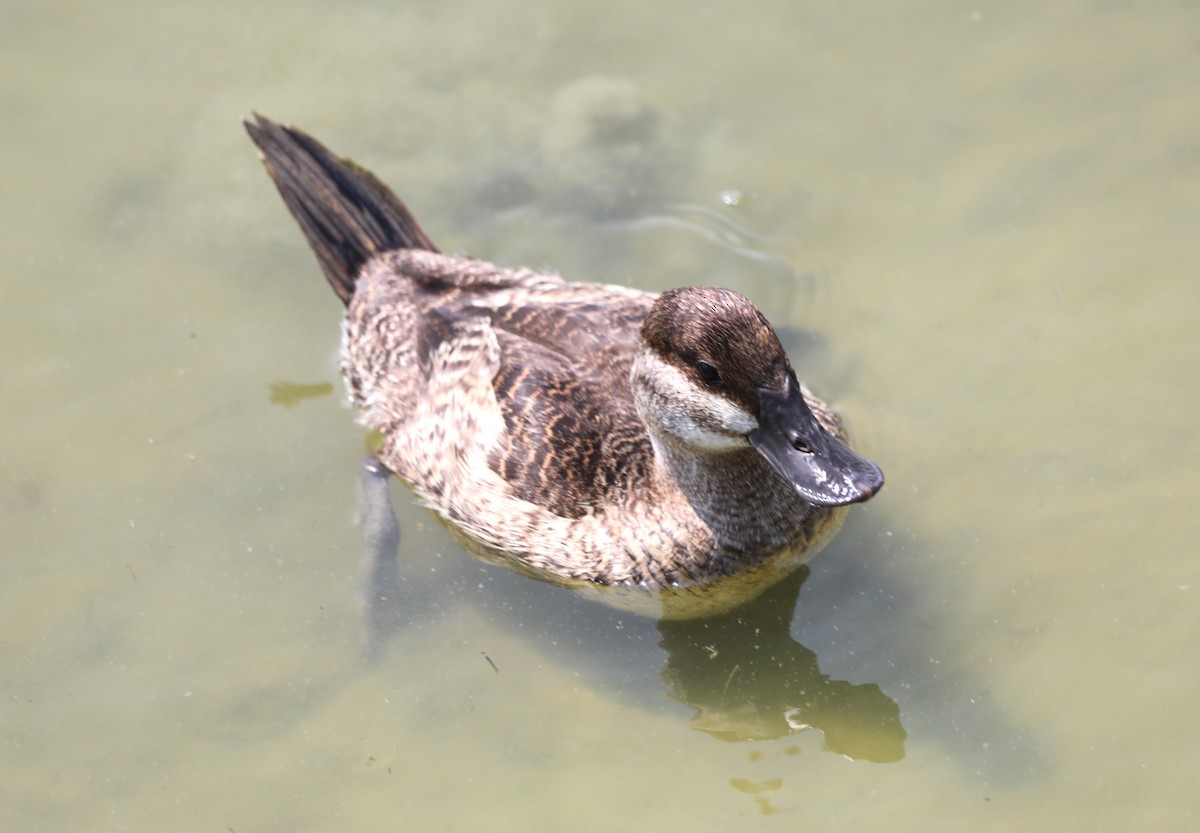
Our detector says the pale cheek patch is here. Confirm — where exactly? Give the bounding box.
[660,411,751,450]
[634,353,757,450]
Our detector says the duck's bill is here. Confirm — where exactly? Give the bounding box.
[748,380,884,507]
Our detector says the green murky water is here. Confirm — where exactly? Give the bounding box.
[3,1,1197,830]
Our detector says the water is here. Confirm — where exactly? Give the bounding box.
[3,0,1198,830]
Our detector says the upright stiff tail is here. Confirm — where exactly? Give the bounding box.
[244,113,439,305]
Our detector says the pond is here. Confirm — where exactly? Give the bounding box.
[3,0,1197,830]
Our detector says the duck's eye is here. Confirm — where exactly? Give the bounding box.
[695,360,721,385]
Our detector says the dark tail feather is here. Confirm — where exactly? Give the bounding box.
[244,113,439,305]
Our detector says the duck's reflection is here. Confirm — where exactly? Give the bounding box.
[656,568,905,762]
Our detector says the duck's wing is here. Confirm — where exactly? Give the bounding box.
[482,292,656,519]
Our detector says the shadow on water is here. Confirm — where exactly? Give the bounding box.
[656,568,904,761]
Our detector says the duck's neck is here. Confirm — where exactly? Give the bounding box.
[647,432,825,557]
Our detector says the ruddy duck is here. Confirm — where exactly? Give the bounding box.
[246,114,882,619]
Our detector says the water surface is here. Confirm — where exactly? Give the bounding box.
[3,0,1198,830]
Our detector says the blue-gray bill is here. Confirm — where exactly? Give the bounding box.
[748,377,884,507]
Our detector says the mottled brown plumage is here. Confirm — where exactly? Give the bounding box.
[246,114,883,618]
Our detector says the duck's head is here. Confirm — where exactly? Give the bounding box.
[632,287,883,507]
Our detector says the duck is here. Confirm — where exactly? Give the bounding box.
[245,114,883,619]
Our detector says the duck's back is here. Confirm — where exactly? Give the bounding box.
[343,248,658,521]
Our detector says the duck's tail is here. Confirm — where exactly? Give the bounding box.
[244,113,439,306]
